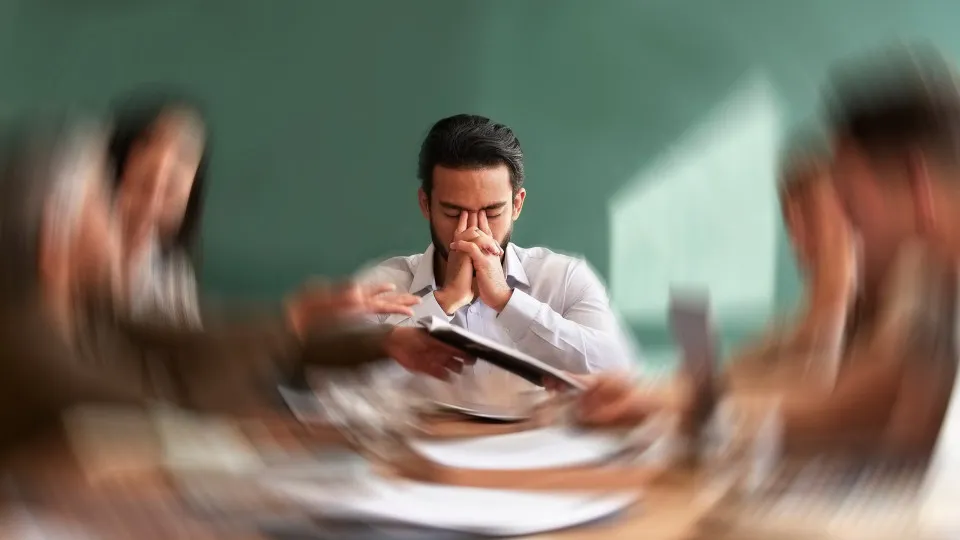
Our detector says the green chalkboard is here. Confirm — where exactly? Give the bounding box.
[4,0,960,359]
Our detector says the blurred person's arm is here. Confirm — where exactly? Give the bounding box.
[0,306,145,449]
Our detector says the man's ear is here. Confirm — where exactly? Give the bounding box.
[512,188,526,221]
[908,149,937,234]
[418,188,430,221]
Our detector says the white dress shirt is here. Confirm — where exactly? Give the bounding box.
[358,243,640,409]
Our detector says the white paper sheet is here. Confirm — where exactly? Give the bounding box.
[408,427,627,470]
[151,408,264,474]
[265,473,638,536]
[919,357,960,536]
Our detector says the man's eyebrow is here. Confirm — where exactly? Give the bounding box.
[437,201,509,212]
[482,202,508,211]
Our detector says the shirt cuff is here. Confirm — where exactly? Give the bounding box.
[496,288,542,342]
[411,291,455,323]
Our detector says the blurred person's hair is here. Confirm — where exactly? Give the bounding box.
[0,118,109,299]
[107,89,209,261]
[824,44,960,165]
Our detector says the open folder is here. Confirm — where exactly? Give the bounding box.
[417,316,585,391]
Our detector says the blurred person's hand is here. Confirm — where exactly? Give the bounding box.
[562,373,692,428]
[286,281,420,338]
[383,327,475,380]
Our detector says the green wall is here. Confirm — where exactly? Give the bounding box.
[4,0,960,356]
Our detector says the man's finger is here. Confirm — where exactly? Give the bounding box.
[445,358,464,374]
[426,362,451,380]
[479,210,493,235]
[429,338,468,359]
[455,228,482,242]
[456,210,469,233]
[450,240,484,260]
[469,234,501,256]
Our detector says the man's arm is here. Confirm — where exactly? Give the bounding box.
[495,260,638,373]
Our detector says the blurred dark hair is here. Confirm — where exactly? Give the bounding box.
[107,91,209,260]
[417,114,524,197]
[824,44,960,163]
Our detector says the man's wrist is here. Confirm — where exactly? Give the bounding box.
[490,288,514,313]
[435,289,468,315]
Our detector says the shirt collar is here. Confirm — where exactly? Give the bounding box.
[409,242,531,295]
[503,243,530,289]
[409,244,439,295]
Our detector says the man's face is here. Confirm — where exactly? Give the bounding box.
[419,164,525,259]
[831,144,918,290]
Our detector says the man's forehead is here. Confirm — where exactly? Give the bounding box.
[432,164,511,190]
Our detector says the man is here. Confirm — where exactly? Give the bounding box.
[572,47,960,457]
[360,114,637,408]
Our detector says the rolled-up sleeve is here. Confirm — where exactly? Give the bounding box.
[495,261,638,374]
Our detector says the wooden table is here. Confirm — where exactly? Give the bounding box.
[0,413,722,540]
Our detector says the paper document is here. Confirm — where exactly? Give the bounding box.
[266,472,638,537]
[409,427,628,470]
[152,407,264,474]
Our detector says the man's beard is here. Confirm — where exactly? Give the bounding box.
[430,220,512,261]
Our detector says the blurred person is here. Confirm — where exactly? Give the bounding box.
[729,138,857,389]
[566,46,960,458]
[107,93,416,334]
[107,94,208,327]
[0,120,470,447]
[358,114,638,410]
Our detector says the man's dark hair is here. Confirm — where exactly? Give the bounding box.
[824,45,960,161]
[417,114,524,197]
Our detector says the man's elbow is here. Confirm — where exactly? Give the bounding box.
[582,345,637,374]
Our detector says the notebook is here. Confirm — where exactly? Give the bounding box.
[417,317,585,391]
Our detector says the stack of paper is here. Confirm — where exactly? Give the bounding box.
[266,473,638,537]
[408,426,628,470]
[151,407,264,474]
